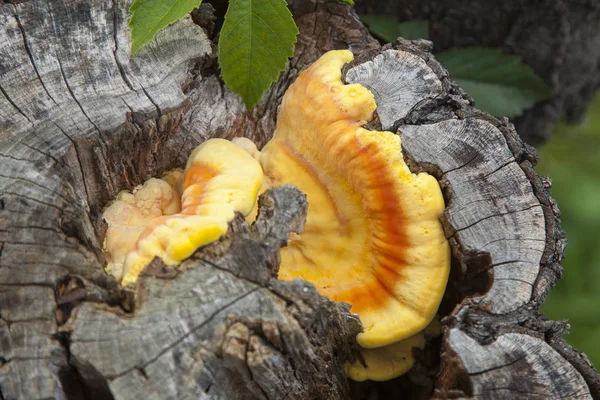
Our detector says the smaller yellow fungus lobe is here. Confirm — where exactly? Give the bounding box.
[103,173,182,281]
[102,139,263,286]
[346,332,425,382]
[346,318,441,381]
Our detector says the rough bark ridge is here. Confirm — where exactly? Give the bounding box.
[63,186,361,400]
[354,0,600,146]
[0,0,597,399]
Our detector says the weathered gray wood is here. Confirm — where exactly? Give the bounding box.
[1,1,598,400]
[401,118,545,314]
[63,187,358,400]
[345,42,597,399]
[0,1,376,399]
[0,1,211,398]
[443,329,590,399]
[345,49,443,130]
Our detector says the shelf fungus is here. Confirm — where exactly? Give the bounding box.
[259,50,450,381]
[102,139,263,286]
[102,50,449,381]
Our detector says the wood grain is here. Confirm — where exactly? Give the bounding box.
[0,1,597,399]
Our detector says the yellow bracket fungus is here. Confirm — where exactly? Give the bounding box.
[103,139,263,286]
[102,50,449,381]
[103,170,182,281]
[260,50,450,349]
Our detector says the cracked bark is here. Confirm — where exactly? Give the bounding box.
[0,1,598,400]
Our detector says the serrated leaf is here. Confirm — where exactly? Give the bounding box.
[219,0,299,110]
[129,0,202,56]
[360,15,429,42]
[436,47,553,117]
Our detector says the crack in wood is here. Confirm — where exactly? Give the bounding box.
[140,85,162,119]
[107,287,260,381]
[468,354,528,377]
[0,356,53,366]
[111,3,134,92]
[494,277,534,286]
[0,173,68,203]
[449,192,536,216]
[201,258,266,287]
[482,237,546,248]
[13,140,59,164]
[471,158,516,183]
[0,84,32,124]
[11,5,57,106]
[449,203,543,237]
[48,121,93,213]
[55,58,105,143]
[0,190,64,213]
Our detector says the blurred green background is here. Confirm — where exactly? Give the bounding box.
[537,91,600,368]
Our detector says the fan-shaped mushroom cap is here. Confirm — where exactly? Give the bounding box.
[260,50,450,348]
[103,139,263,286]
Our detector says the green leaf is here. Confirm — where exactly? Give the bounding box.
[219,0,299,110]
[436,47,553,117]
[129,0,202,56]
[339,0,354,5]
[359,15,429,42]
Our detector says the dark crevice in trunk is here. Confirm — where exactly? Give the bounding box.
[52,332,115,400]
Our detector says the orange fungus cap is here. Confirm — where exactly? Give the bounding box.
[260,50,450,349]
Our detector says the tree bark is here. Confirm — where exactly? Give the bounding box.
[354,0,600,146]
[0,1,597,399]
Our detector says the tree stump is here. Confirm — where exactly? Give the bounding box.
[0,1,597,399]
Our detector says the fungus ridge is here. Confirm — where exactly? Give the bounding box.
[260,50,450,349]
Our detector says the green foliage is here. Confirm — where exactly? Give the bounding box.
[537,91,600,368]
[339,0,355,5]
[360,16,552,118]
[129,0,298,110]
[129,0,202,56]
[436,47,552,117]
[359,15,429,42]
[219,0,298,110]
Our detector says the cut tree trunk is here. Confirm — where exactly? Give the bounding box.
[0,1,597,399]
